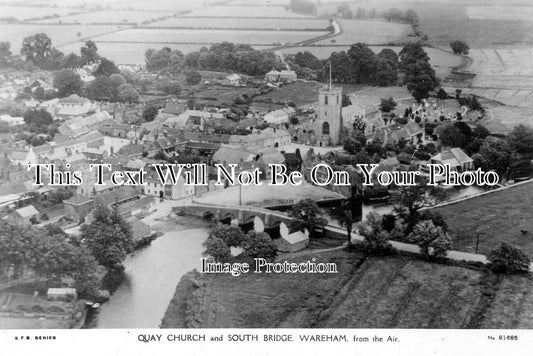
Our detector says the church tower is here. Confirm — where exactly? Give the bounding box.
[316,85,342,146]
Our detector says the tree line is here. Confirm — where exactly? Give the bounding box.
[0,205,135,300]
[145,42,284,77]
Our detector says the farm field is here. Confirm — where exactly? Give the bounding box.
[91,28,327,46]
[422,18,533,48]
[148,17,330,30]
[315,19,414,45]
[479,105,533,134]
[184,5,313,18]
[0,24,129,53]
[431,181,533,258]
[466,48,533,89]
[161,249,533,328]
[36,10,173,25]
[468,6,533,22]
[0,6,78,21]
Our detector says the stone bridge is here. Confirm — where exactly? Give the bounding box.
[177,202,295,229]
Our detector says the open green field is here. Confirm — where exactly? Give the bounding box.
[184,5,313,18]
[0,6,78,22]
[148,17,330,30]
[467,6,533,22]
[253,81,322,107]
[161,249,533,328]
[0,24,128,53]
[431,181,533,258]
[316,19,414,46]
[36,10,172,25]
[459,47,533,112]
[91,28,327,46]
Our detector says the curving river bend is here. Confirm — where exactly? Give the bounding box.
[93,228,209,328]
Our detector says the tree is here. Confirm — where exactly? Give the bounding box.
[289,0,316,15]
[405,63,438,101]
[142,105,159,122]
[342,94,351,107]
[379,97,397,113]
[407,220,451,259]
[343,129,366,154]
[358,212,395,255]
[80,40,99,65]
[157,79,181,95]
[288,199,327,235]
[80,206,133,268]
[20,33,52,67]
[439,125,467,148]
[437,88,448,100]
[208,224,246,248]
[23,108,53,127]
[109,73,126,88]
[343,136,363,155]
[488,242,530,274]
[294,51,323,71]
[450,40,469,55]
[202,237,231,263]
[0,41,12,66]
[84,76,115,101]
[507,124,533,155]
[377,48,399,69]
[477,136,513,176]
[53,69,83,97]
[335,198,358,248]
[337,4,353,18]
[117,83,139,103]
[400,43,438,101]
[347,43,380,84]
[242,231,277,260]
[352,117,366,133]
[397,177,447,226]
[94,58,120,76]
[186,70,202,85]
[62,52,80,68]
[375,58,398,86]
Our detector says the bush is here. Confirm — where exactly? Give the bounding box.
[488,242,530,274]
[407,220,451,259]
[242,231,277,260]
[358,212,396,256]
[202,237,231,263]
[208,224,246,248]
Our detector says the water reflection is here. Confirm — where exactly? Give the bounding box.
[94,228,208,328]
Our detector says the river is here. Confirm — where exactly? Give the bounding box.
[92,227,208,328]
[91,186,484,328]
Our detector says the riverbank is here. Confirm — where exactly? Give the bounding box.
[160,248,533,328]
[87,214,211,328]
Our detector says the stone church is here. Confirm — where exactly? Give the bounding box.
[315,85,343,146]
